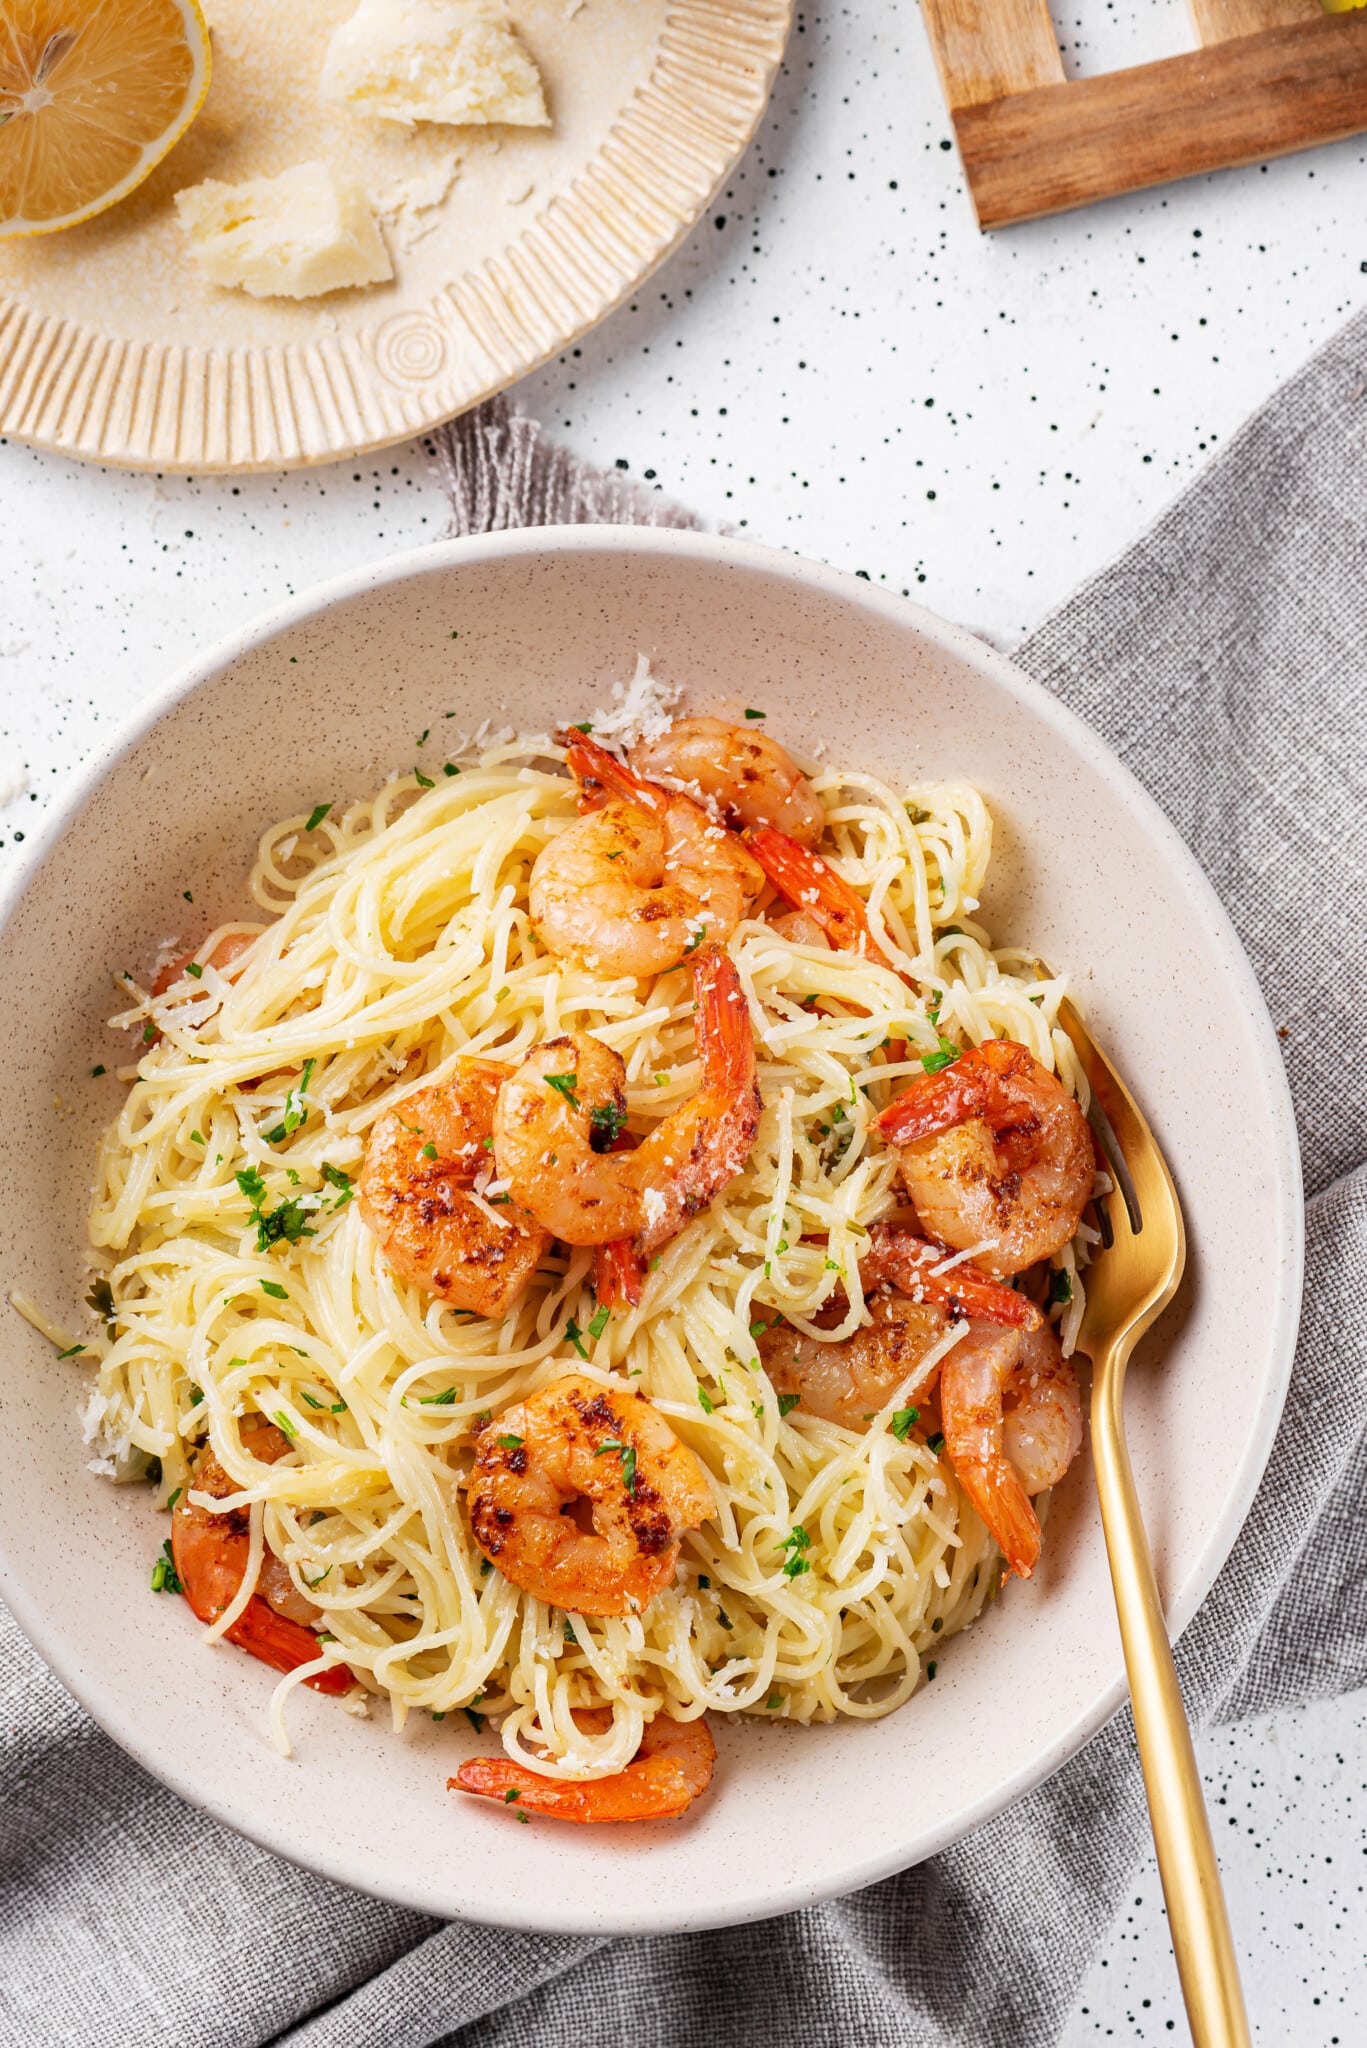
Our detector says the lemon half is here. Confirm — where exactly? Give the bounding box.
[0,0,210,240]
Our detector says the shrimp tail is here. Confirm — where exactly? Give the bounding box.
[863,1224,1042,1330]
[952,1459,1042,1580]
[594,1238,644,1308]
[746,826,896,970]
[450,1753,697,1823]
[876,1039,1033,1144]
[558,729,667,816]
[220,1597,357,1694]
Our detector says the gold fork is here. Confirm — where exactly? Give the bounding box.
[1055,995,1252,2048]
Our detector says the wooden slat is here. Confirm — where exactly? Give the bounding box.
[955,14,1367,228]
[1188,0,1319,46]
[919,0,1064,111]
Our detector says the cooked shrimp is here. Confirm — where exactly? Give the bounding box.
[939,1318,1082,1579]
[747,825,902,973]
[467,1375,712,1615]
[757,1225,1036,1428]
[530,731,763,976]
[758,1295,950,1430]
[493,943,760,1255]
[629,716,825,848]
[152,929,256,998]
[770,907,831,950]
[359,1064,552,1318]
[171,1415,354,1693]
[876,1038,1094,1278]
[860,1222,1042,1329]
[452,1708,715,1823]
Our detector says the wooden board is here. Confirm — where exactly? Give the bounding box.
[919,0,1367,230]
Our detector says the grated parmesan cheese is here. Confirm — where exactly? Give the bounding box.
[585,655,682,748]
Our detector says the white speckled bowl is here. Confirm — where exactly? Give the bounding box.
[0,529,1301,1933]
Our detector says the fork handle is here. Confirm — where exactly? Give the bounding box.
[1091,1339,1252,2048]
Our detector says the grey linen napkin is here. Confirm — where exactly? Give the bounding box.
[4,318,1367,2048]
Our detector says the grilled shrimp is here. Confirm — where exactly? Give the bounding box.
[860,1223,1042,1328]
[152,929,256,998]
[529,731,763,977]
[757,1225,1036,1429]
[359,1063,552,1318]
[493,944,761,1256]
[171,1416,354,1693]
[467,1375,712,1615]
[453,1707,716,1823]
[876,1039,1094,1278]
[628,716,825,848]
[939,1318,1082,1579]
[758,1295,950,1430]
[747,825,903,973]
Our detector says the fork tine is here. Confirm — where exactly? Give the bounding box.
[1058,996,1184,1267]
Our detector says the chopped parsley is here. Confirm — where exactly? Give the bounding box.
[190,1131,205,1146]
[696,1385,715,1415]
[890,1406,920,1443]
[420,1141,438,1161]
[56,1341,86,1360]
[86,1277,116,1329]
[743,707,766,720]
[496,1433,524,1449]
[182,891,193,904]
[563,1621,578,1646]
[920,1038,960,1075]
[166,1487,182,1510]
[421,1387,458,1406]
[780,1527,811,1579]
[1049,1268,1075,1307]
[571,720,592,733]
[588,1100,627,1146]
[465,1706,485,1733]
[587,1305,610,1341]
[751,1398,765,1421]
[544,1071,579,1108]
[90,1065,106,1077]
[414,768,435,789]
[265,1058,316,1144]
[926,1431,945,1457]
[594,1437,638,1496]
[260,1279,289,1300]
[305,803,332,832]
[697,1574,710,1589]
[444,762,461,778]
[564,1316,588,1360]
[150,1541,182,1595]
[906,803,931,825]
[142,1020,156,1044]
[926,1660,937,1680]
[417,729,429,747]
[717,1608,734,1630]
[185,961,203,980]
[777,1393,801,1418]
[300,1390,348,1414]
[766,1690,783,1710]
[682,922,708,955]
[321,1163,354,1206]
[504,1787,521,1804]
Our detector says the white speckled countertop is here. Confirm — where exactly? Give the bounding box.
[1,0,1363,2034]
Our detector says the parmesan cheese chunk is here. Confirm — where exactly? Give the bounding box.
[321,0,550,129]
[174,162,393,300]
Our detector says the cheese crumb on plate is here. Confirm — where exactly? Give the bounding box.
[175,162,393,301]
[322,0,550,129]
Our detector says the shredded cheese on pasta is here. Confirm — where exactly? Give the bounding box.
[72,731,1092,1775]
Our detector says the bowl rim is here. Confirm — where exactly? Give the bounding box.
[0,525,1304,1930]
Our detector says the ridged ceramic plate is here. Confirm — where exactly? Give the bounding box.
[0,0,790,472]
